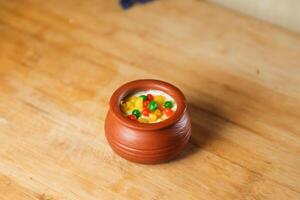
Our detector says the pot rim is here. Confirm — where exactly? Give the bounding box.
[109,79,187,131]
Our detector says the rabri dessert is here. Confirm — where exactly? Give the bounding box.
[120,90,177,123]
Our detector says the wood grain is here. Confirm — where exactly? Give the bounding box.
[208,0,300,33]
[0,0,299,199]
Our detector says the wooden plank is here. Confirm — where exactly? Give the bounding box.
[0,0,299,199]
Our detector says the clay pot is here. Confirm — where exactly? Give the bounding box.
[105,79,191,164]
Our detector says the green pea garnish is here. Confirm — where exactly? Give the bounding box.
[132,109,141,118]
[164,101,173,108]
[139,95,148,101]
[148,100,158,111]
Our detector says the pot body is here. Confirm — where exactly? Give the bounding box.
[105,108,191,164]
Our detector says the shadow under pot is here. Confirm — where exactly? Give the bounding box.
[105,79,191,164]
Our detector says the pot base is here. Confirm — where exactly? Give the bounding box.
[105,125,191,164]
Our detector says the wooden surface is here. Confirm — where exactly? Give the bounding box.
[0,0,300,199]
[208,0,300,33]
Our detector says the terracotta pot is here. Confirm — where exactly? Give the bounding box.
[105,79,191,164]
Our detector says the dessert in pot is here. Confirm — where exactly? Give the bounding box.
[120,90,177,123]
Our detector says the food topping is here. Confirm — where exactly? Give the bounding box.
[120,90,177,123]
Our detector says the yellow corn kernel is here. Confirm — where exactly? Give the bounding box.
[153,109,162,118]
[138,117,149,123]
[149,113,157,122]
[134,97,143,110]
[129,96,139,103]
[125,101,134,111]
[154,95,165,105]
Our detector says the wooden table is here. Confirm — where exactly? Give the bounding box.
[0,0,299,199]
